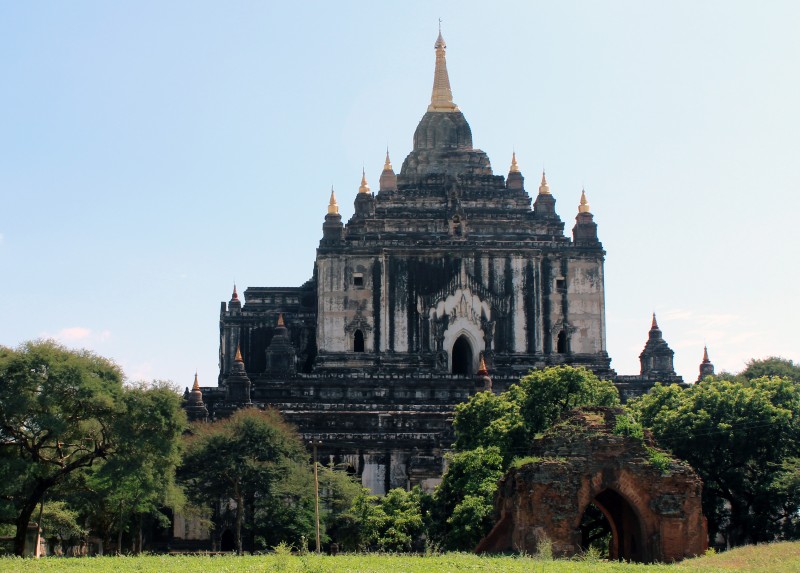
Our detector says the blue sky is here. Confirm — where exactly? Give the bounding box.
[1,1,798,389]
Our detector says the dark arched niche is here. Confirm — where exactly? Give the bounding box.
[452,335,473,375]
[354,329,365,352]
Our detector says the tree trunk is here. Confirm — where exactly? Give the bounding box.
[117,527,123,555]
[137,514,143,555]
[235,493,244,555]
[13,480,51,557]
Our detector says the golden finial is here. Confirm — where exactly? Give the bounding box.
[327,186,339,215]
[578,188,591,213]
[277,313,285,327]
[651,313,658,329]
[428,26,458,112]
[702,345,710,363]
[383,148,393,171]
[192,371,200,391]
[231,283,239,301]
[477,354,489,376]
[509,151,520,173]
[234,344,243,363]
[538,171,551,195]
[359,168,371,194]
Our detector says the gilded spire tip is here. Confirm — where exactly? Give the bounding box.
[359,169,370,194]
[277,313,285,327]
[384,148,393,171]
[477,354,489,376]
[192,371,200,391]
[234,343,243,363]
[231,283,239,301]
[702,345,710,363]
[510,151,520,173]
[651,313,658,329]
[327,186,339,215]
[578,188,591,213]
[428,26,458,112]
[538,171,551,195]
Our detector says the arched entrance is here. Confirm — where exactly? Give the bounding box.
[580,489,644,562]
[452,335,473,375]
[220,529,235,552]
[353,329,365,352]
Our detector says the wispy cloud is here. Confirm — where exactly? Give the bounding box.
[41,327,112,345]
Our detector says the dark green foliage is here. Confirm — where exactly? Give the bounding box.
[0,340,124,556]
[454,367,620,465]
[335,487,425,552]
[741,357,800,383]
[428,447,505,550]
[180,408,311,554]
[613,412,644,440]
[629,376,800,546]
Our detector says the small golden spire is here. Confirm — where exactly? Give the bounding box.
[234,344,243,363]
[538,171,551,195]
[231,283,239,301]
[578,188,591,213]
[509,151,520,173]
[327,186,339,215]
[277,313,285,327]
[383,148,393,171]
[651,313,659,329]
[702,345,710,363]
[428,27,458,112]
[477,354,489,376]
[192,371,200,391]
[358,168,371,194]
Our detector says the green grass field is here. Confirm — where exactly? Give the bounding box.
[1,542,798,573]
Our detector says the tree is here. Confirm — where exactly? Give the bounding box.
[84,381,186,553]
[454,366,620,465]
[180,408,310,554]
[0,340,123,556]
[335,487,425,552]
[428,446,505,550]
[741,357,800,383]
[629,376,800,546]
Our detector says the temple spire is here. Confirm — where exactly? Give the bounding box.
[192,371,200,391]
[428,27,458,112]
[702,345,710,363]
[538,171,551,195]
[234,343,244,363]
[327,186,339,215]
[509,151,520,173]
[231,283,239,301]
[277,313,285,327]
[359,168,371,194]
[578,188,591,213]
[651,313,659,329]
[383,148,393,171]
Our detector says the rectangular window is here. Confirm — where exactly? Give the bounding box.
[353,273,364,287]
[556,278,566,290]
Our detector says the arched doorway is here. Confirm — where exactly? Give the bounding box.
[580,489,644,562]
[353,330,365,352]
[557,330,567,353]
[452,335,473,375]
[220,529,235,552]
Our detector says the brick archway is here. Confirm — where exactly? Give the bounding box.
[476,408,708,563]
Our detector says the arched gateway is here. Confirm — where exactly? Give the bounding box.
[476,408,707,563]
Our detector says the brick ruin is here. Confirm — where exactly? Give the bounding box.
[476,408,708,562]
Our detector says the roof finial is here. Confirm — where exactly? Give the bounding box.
[192,371,200,391]
[359,168,371,194]
[428,24,458,112]
[538,171,551,195]
[651,313,659,329]
[510,151,520,173]
[327,186,339,215]
[231,283,239,301]
[383,148,393,171]
[277,313,285,327]
[234,343,244,363]
[477,354,489,376]
[702,345,710,363]
[578,188,591,213]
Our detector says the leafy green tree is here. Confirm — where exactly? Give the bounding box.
[0,340,123,556]
[336,487,424,551]
[180,408,310,554]
[629,377,800,546]
[741,357,800,383]
[428,446,505,550]
[39,500,86,552]
[85,381,186,553]
[454,366,619,465]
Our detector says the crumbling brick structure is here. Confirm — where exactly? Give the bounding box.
[476,408,707,562]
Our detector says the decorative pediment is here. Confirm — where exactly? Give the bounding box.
[344,312,372,334]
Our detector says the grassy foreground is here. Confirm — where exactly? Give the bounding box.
[1,542,798,573]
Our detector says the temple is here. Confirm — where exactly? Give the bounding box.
[185,31,702,494]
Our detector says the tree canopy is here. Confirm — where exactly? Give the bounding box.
[629,376,800,546]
